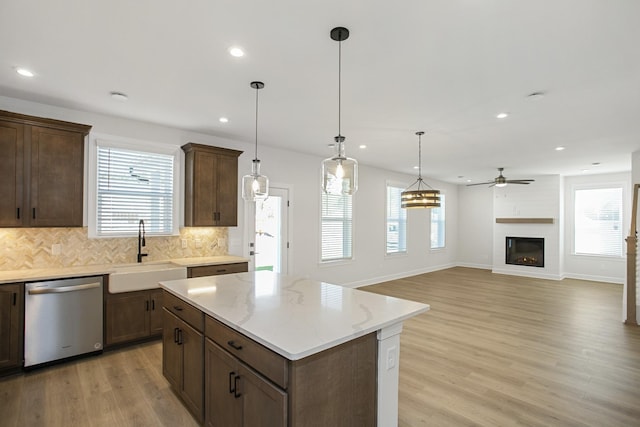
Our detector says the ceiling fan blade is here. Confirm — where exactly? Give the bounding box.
[466,181,495,186]
[506,179,535,184]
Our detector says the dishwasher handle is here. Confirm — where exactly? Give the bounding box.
[27,282,102,295]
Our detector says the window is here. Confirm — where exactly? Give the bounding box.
[95,143,177,236]
[386,184,407,254]
[574,186,623,256]
[321,193,353,261]
[430,193,445,249]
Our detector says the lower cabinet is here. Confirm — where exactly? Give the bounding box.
[105,289,163,346]
[188,262,248,278]
[162,296,204,424]
[205,339,287,427]
[0,283,24,372]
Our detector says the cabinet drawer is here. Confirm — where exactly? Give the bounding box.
[163,291,204,332]
[188,262,248,278]
[205,315,288,389]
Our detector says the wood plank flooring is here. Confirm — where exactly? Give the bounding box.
[1,267,638,426]
[364,267,640,427]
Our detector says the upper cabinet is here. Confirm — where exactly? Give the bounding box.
[0,110,91,227]
[182,143,242,227]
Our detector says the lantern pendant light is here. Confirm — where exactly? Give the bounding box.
[242,81,269,201]
[401,131,440,208]
[322,27,358,195]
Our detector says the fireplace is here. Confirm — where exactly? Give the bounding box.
[506,237,544,267]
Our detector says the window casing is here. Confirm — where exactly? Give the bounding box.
[573,186,623,257]
[430,193,445,249]
[91,139,179,237]
[386,184,407,254]
[321,193,353,262]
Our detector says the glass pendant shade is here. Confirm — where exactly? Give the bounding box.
[401,131,440,208]
[322,137,358,195]
[242,159,269,201]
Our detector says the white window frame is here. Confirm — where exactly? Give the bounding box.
[88,135,181,238]
[430,193,446,250]
[320,192,354,263]
[571,183,625,258]
[386,181,408,255]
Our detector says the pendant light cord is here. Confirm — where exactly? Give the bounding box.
[338,37,342,137]
[254,86,259,161]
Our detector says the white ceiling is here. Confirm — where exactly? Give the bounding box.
[1,0,639,184]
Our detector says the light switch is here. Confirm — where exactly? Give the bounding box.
[181,239,187,249]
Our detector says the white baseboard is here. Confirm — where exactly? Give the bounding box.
[491,268,563,281]
[345,263,457,288]
[455,262,492,270]
[563,272,624,284]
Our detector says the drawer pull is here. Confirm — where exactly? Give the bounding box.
[173,305,183,311]
[234,375,242,398]
[217,269,226,273]
[174,327,179,343]
[227,340,243,351]
[177,329,183,345]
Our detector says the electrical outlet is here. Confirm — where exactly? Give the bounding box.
[386,346,397,370]
[217,238,226,247]
[181,239,187,249]
[195,239,202,249]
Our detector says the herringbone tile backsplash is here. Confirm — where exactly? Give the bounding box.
[0,227,228,270]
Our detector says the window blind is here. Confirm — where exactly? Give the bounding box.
[97,146,174,236]
[386,185,407,254]
[321,193,353,261]
[574,187,623,256]
[431,194,445,249]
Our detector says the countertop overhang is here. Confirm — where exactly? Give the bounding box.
[160,270,430,360]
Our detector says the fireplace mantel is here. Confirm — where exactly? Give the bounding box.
[495,218,554,224]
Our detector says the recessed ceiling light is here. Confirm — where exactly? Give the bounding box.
[219,117,229,123]
[359,144,366,149]
[496,112,509,119]
[555,146,565,151]
[466,179,472,183]
[229,47,245,57]
[16,68,34,77]
[413,166,419,170]
[582,169,590,173]
[110,91,128,101]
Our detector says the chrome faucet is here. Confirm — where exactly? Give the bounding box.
[137,219,148,263]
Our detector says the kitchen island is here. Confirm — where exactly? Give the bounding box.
[160,271,429,426]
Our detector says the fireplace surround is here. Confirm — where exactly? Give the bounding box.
[506,237,544,267]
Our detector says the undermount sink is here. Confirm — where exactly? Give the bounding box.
[109,262,187,293]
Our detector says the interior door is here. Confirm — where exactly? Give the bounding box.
[247,187,289,274]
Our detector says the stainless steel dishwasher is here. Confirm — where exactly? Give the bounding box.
[24,276,104,367]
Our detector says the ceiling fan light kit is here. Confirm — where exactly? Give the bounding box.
[322,26,358,196]
[401,131,441,209]
[467,167,535,188]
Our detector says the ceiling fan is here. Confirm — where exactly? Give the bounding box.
[467,168,535,187]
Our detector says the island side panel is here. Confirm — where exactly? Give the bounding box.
[288,332,377,426]
[376,322,404,427]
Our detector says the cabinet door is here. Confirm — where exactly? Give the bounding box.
[0,284,23,370]
[192,150,218,226]
[148,289,164,335]
[216,154,238,226]
[205,339,242,427]
[181,320,204,424]
[105,292,150,345]
[0,121,24,227]
[30,126,84,226]
[240,364,287,427]
[163,309,182,390]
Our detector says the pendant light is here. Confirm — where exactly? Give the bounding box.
[242,81,269,201]
[322,27,358,195]
[401,131,440,208]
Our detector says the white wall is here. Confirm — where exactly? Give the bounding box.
[1,96,458,287]
[456,185,493,269]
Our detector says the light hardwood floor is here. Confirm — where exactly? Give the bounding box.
[1,267,639,426]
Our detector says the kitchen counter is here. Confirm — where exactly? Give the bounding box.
[160,270,429,426]
[0,255,249,284]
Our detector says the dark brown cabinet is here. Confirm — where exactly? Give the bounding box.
[0,283,24,373]
[105,289,163,346]
[182,143,242,227]
[188,262,249,278]
[163,291,204,424]
[205,339,287,427]
[0,110,90,227]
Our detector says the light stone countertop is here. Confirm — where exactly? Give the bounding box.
[0,255,249,284]
[160,270,430,360]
